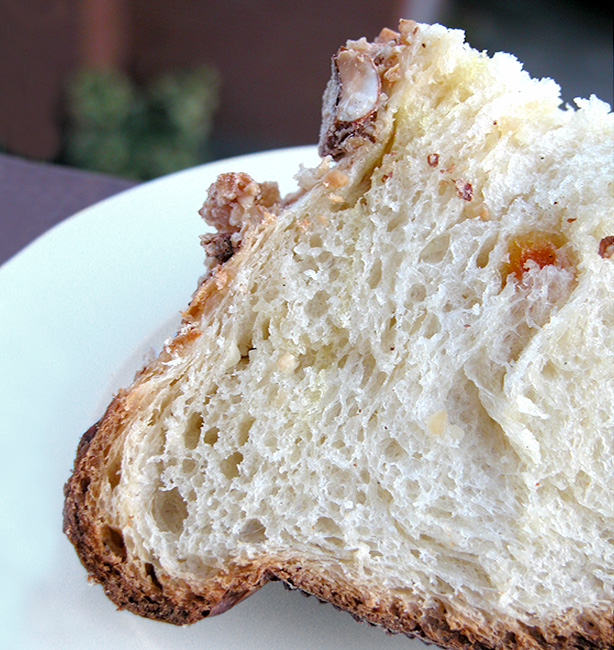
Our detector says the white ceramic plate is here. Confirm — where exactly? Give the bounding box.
[0,147,424,650]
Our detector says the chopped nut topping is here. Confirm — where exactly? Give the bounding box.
[454,179,474,201]
[383,64,401,84]
[200,172,281,233]
[319,47,381,160]
[199,172,281,268]
[318,27,408,160]
[399,19,419,44]
[478,205,491,221]
[598,235,614,259]
[335,49,380,122]
[202,233,235,264]
[212,266,229,290]
[323,168,349,188]
[375,27,401,44]
[464,201,490,221]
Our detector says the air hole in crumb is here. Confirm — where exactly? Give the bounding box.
[405,311,426,337]
[409,284,427,302]
[305,290,329,319]
[238,337,254,358]
[239,518,267,543]
[336,355,349,371]
[184,412,204,450]
[327,402,343,421]
[476,237,497,269]
[368,259,382,289]
[324,536,345,549]
[541,360,560,380]
[107,456,121,489]
[382,316,397,352]
[361,353,377,387]
[437,181,450,196]
[386,213,404,233]
[145,562,163,591]
[203,427,219,446]
[370,371,388,391]
[420,233,450,264]
[152,487,188,534]
[102,525,127,560]
[221,451,243,479]
[237,417,255,446]
[378,485,394,505]
[317,250,333,266]
[309,233,323,248]
[315,516,343,537]
[383,438,406,461]
[423,314,441,339]
[289,436,304,463]
[182,458,197,474]
[258,317,271,342]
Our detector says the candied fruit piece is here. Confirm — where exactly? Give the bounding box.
[503,231,571,283]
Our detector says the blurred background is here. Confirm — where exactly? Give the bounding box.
[0,0,612,180]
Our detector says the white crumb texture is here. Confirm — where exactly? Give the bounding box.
[108,23,613,628]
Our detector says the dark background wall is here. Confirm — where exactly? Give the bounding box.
[0,0,611,168]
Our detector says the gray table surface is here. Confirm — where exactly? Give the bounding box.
[0,153,137,266]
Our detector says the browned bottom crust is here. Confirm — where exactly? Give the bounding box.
[63,410,613,649]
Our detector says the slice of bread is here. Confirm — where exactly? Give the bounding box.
[63,21,614,649]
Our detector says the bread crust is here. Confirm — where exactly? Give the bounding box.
[63,394,269,624]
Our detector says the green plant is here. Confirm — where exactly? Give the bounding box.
[62,66,219,180]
